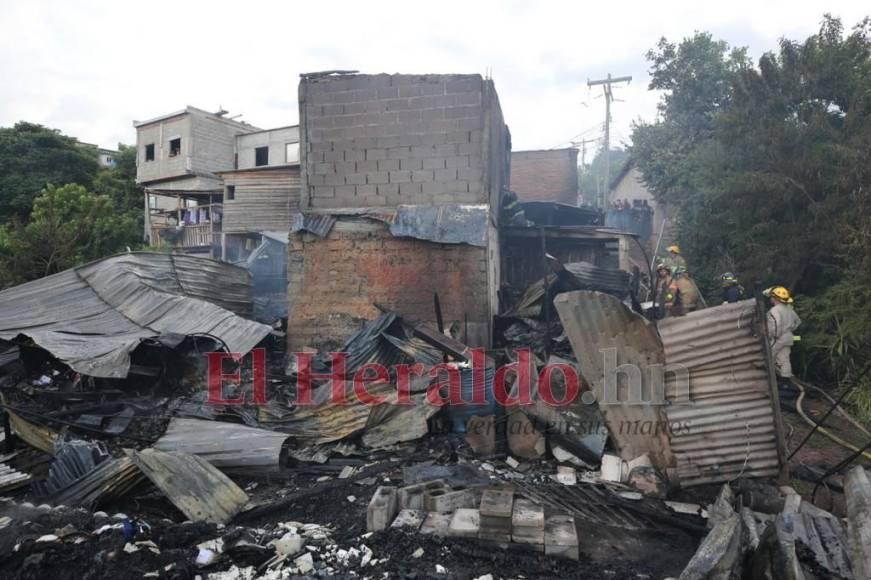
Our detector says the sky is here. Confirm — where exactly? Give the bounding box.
[0,1,867,156]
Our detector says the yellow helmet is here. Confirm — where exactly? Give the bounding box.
[770,286,793,303]
[667,244,681,254]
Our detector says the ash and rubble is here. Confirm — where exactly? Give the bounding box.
[0,250,867,580]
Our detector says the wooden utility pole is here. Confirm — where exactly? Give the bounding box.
[572,138,597,206]
[588,74,631,207]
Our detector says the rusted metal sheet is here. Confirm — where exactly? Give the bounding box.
[0,252,271,378]
[658,299,781,486]
[128,448,249,524]
[154,418,290,470]
[8,411,58,455]
[553,291,675,469]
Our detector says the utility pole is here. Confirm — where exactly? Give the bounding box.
[572,138,597,206]
[588,73,631,208]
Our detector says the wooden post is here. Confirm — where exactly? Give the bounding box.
[756,293,790,485]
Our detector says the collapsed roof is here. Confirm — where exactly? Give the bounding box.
[0,252,272,378]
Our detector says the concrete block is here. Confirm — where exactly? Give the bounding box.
[398,479,448,510]
[411,170,434,183]
[398,182,422,195]
[419,512,452,536]
[512,526,545,547]
[479,530,512,543]
[391,509,426,531]
[424,487,476,513]
[367,172,389,185]
[555,466,577,486]
[434,168,458,182]
[600,453,626,482]
[544,515,579,561]
[422,157,446,170]
[512,499,545,529]
[480,489,514,519]
[389,170,412,183]
[448,508,480,538]
[367,486,398,532]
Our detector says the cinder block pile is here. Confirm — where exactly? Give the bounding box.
[367,481,579,561]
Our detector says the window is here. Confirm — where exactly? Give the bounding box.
[169,137,181,157]
[255,146,269,167]
[145,143,155,161]
[226,185,235,200]
[285,142,300,164]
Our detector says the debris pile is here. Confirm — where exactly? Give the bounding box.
[0,252,867,579]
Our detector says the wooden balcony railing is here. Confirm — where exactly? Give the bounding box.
[150,224,220,248]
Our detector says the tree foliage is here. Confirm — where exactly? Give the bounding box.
[0,184,139,286]
[0,122,99,222]
[631,15,871,411]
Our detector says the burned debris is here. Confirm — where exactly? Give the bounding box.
[0,71,868,580]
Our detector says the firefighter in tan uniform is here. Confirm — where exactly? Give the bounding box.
[765,286,801,381]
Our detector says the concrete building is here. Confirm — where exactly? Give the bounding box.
[510,148,579,204]
[217,126,302,261]
[135,107,302,264]
[134,106,261,254]
[288,72,510,349]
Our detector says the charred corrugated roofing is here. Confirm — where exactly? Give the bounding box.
[0,252,272,378]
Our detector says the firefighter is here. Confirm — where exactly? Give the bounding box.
[654,262,672,318]
[767,286,801,383]
[661,244,688,276]
[721,272,744,303]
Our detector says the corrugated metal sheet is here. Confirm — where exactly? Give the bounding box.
[221,167,301,234]
[389,204,488,247]
[154,418,290,470]
[128,448,249,524]
[564,262,631,296]
[291,212,338,237]
[0,253,272,378]
[553,291,675,468]
[50,456,144,508]
[658,299,781,486]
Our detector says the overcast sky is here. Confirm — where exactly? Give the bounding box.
[1,1,867,156]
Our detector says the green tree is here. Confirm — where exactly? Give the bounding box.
[630,15,871,419]
[0,122,99,222]
[0,183,139,285]
[93,144,142,213]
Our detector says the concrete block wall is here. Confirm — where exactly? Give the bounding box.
[510,148,579,204]
[287,219,490,351]
[299,74,507,210]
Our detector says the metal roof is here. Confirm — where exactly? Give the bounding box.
[0,252,272,378]
[154,418,290,470]
[658,299,781,486]
[553,291,675,469]
[554,293,782,487]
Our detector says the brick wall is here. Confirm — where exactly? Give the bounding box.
[287,218,490,351]
[510,148,579,204]
[299,74,507,210]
